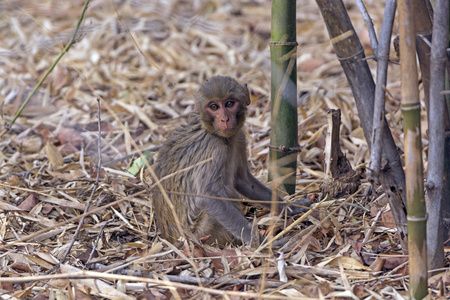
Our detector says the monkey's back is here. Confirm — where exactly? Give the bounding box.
[151,114,244,245]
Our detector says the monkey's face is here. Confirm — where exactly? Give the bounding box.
[196,76,250,138]
[205,98,242,138]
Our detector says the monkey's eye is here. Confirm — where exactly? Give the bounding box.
[209,103,219,111]
[225,100,235,108]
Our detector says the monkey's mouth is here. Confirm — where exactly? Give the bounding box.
[218,129,234,137]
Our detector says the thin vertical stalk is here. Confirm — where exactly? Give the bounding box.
[398,0,428,298]
[426,0,448,270]
[269,0,298,195]
[355,0,378,55]
[369,0,396,180]
[438,0,450,252]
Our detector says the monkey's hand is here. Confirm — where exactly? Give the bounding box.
[283,198,312,216]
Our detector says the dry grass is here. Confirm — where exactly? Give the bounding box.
[0,0,447,299]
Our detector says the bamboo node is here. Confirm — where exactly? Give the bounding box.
[269,144,301,154]
[407,215,428,222]
[400,102,421,111]
[269,41,298,46]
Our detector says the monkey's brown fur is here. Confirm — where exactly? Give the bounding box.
[152,76,309,246]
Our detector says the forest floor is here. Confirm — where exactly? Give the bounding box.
[0,0,448,299]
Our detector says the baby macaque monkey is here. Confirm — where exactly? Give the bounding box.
[152,76,310,246]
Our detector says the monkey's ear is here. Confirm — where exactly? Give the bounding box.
[242,83,251,106]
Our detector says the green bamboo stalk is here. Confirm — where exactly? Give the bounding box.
[9,0,90,126]
[398,0,428,298]
[269,0,298,195]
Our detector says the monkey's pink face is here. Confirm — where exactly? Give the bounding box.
[205,99,240,138]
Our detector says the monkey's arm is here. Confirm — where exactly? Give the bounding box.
[235,170,311,215]
[196,197,253,244]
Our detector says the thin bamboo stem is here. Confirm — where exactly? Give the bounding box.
[369,0,396,180]
[355,0,378,55]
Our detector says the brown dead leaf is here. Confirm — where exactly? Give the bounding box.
[111,181,126,196]
[348,237,363,254]
[7,174,23,186]
[318,256,370,271]
[75,248,94,264]
[56,127,85,148]
[123,242,147,249]
[145,288,168,300]
[353,284,370,299]
[39,195,85,210]
[39,128,52,145]
[205,249,241,270]
[89,161,106,178]
[124,248,145,259]
[18,192,39,211]
[380,254,408,271]
[16,135,43,153]
[74,288,94,300]
[48,278,70,289]
[58,142,80,157]
[10,262,32,273]
[45,142,64,168]
[181,243,205,261]
[295,237,317,254]
[41,203,53,214]
[300,282,332,298]
[24,254,54,270]
[46,169,80,181]
[370,205,380,217]
[369,256,386,272]
[380,210,397,229]
[12,284,34,299]
[35,251,59,265]
[0,281,14,292]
